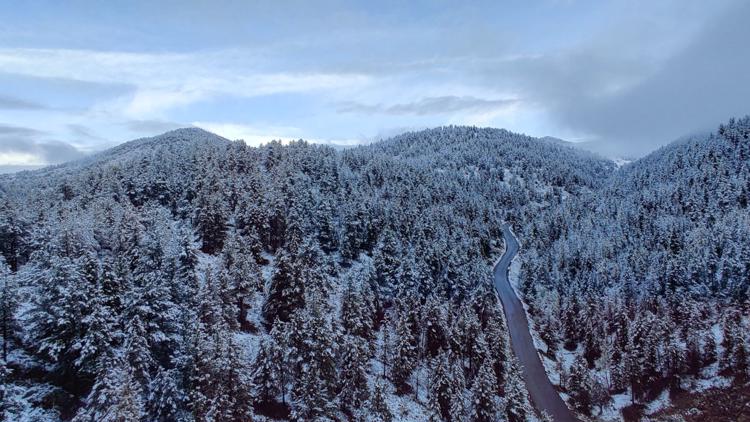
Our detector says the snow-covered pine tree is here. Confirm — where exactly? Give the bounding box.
[470,359,499,422]
[504,356,532,422]
[428,351,455,420]
[368,380,393,422]
[0,354,11,422]
[390,308,417,394]
[0,258,17,362]
[73,357,145,422]
[373,228,401,299]
[290,292,337,420]
[146,366,186,422]
[194,175,228,254]
[567,354,593,415]
[341,276,375,341]
[261,248,304,329]
[188,322,254,422]
[338,334,371,416]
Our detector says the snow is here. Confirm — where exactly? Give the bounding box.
[612,158,632,168]
[4,382,61,422]
[645,389,671,415]
[691,375,732,392]
[597,392,631,421]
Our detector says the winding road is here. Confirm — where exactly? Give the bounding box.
[493,225,579,422]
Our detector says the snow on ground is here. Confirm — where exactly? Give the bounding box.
[196,251,220,281]
[691,374,732,392]
[612,158,632,168]
[645,389,671,416]
[597,392,632,422]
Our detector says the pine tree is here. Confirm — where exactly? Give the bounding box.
[30,256,94,378]
[662,331,686,390]
[373,229,401,298]
[261,248,304,329]
[0,355,11,422]
[368,380,393,422]
[221,231,260,327]
[99,259,124,313]
[484,305,510,390]
[470,359,499,422]
[568,355,593,415]
[703,330,718,366]
[423,298,448,358]
[685,335,702,376]
[147,367,186,422]
[590,376,612,416]
[76,293,120,376]
[426,385,443,422]
[721,311,742,373]
[73,357,145,422]
[391,310,417,394]
[504,357,532,422]
[339,334,371,416]
[428,351,454,420]
[124,315,155,386]
[449,386,467,422]
[340,277,375,341]
[194,176,228,254]
[252,337,281,404]
[290,293,337,421]
[0,201,30,272]
[188,325,254,422]
[731,335,749,383]
[317,198,339,253]
[0,258,18,362]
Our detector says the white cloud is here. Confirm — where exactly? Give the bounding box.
[192,121,363,147]
[0,152,42,165]
[192,121,303,146]
[0,48,371,118]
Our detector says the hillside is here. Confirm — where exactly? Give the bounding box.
[2,119,747,421]
[0,126,613,421]
[519,117,750,420]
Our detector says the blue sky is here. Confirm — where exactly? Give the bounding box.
[1,0,748,169]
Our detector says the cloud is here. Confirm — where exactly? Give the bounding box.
[0,125,44,136]
[124,119,185,134]
[556,0,750,156]
[0,124,87,165]
[337,96,519,116]
[0,1,744,158]
[192,121,363,147]
[67,124,104,141]
[0,48,371,118]
[191,121,303,146]
[466,0,748,157]
[0,95,47,110]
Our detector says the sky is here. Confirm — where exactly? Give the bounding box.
[1,0,748,171]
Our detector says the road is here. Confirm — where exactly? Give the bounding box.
[493,225,579,422]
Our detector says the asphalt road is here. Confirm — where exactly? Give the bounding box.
[493,225,579,422]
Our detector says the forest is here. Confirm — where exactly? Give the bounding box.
[0,118,747,421]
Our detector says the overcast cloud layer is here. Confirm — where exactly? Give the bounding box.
[0,0,748,168]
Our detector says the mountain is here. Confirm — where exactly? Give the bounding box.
[0,126,612,421]
[0,119,747,421]
[519,116,750,419]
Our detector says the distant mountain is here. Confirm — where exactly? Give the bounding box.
[0,164,46,174]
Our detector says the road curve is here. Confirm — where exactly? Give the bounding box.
[493,225,579,422]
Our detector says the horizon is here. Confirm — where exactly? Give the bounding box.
[1,0,749,170]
